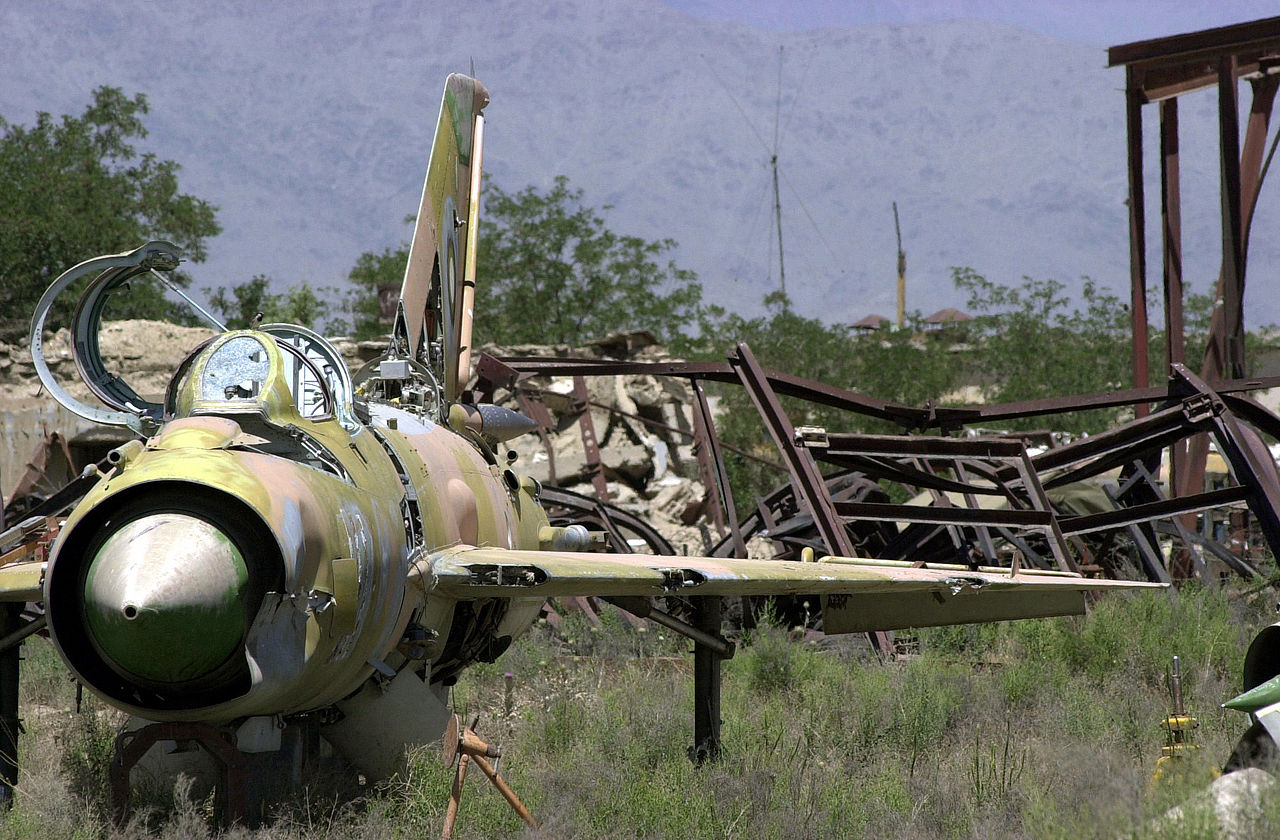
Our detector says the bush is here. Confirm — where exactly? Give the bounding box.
[741,624,818,694]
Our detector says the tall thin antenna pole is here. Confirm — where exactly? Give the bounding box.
[772,47,787,303]
[773,154,786,299]
[893,201,906,328]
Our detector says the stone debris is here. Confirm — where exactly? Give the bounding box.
[649,475,708,526]
[0,321,217,502]
[477,334,715,554]
[0,320,217,407]
[1155,768,1277,839]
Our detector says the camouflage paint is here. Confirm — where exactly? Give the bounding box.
[397,73,489,375]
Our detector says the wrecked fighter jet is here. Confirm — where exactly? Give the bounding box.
[0,74,1163,815]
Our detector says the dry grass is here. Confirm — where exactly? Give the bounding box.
[3,583,1279,838]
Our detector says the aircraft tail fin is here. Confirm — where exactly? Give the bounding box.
[394,74,488,403]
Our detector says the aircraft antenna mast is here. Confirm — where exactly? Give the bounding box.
[893,201,906,329]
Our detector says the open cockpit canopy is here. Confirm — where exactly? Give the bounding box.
[31,241,355,435]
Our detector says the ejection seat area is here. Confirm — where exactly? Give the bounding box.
[166,329,348,428]
[261,324,359,430]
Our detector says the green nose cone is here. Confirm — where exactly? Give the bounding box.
[83,513,249,685]
[1225,672,1280,714]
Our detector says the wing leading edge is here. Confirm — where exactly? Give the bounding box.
[428,546,1165,633]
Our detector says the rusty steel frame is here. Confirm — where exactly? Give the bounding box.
[690,382,729,537]
[111,722,246,826]
[571,376,610,502]
[1109,18,1280,576]
[483,349,1280,585]
[728,344,857,561]
[477,338,1280,757]
[727,343,896,656]
[512,381,784,471]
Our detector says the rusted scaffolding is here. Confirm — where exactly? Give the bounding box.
[480,350,1280,582]
[1109,18,1280,576]
[477,343,1280,754]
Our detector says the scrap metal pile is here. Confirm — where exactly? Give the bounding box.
[472,341,1280,601]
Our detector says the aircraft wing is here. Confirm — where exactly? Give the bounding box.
[429,546,1164,633]
[0,517,55,602]
[0,562,44,602]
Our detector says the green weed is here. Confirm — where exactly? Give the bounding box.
[739,624,818,694]
[1,585,1277,838]
[968,721,1026,808]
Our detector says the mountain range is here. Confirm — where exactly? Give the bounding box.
[2,0,1276,332]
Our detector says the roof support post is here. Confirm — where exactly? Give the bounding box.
[1240,74,1279,254]
[1160,96,1195,567]
[1161,98,1185,373]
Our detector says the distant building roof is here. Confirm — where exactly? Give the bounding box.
[851,314,891,330]
[924,308,974,325]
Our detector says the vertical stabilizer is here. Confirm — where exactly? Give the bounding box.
[394,74,489,403]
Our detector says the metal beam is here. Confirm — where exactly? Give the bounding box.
[1241,74,1280,255]
[1175,365,1280,561]
[1126,78,1151,411]
[692,380,745,554]
[1059,486,1249,536]
[1161,97,1185,373]
[1108,17,1280,68]
[728,342,893,655]
[728,343,856,560]
[0,604,20,809]
[1219,56,1247,381]
[571,376,610,502]
[690,596,723,763]
[1108,17,1280,103]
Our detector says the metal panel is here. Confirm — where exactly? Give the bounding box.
[823,588,1086,634]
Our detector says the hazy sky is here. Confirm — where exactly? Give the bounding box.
[660,1,1278,47]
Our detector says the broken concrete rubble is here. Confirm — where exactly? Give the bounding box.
[477,337,714,554]
[0,320,216,502]
[650,475,708,526]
